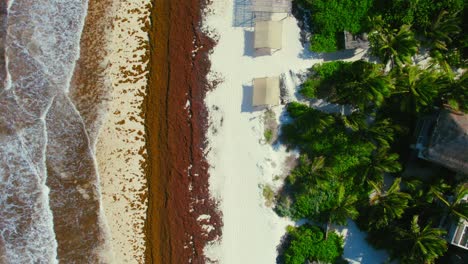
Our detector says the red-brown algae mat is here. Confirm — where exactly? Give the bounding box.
[145,0,221,263]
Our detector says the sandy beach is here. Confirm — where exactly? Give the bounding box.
[203,1,386,263]
[0,0,462,263]
[94,1,150,263]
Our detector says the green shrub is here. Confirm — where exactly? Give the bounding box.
[286,102,310,118]
[262,184,275,207]
[313,61,348,79]
[295,0,373,52]
[275,195,293,218]
[300,61,349,100]
[310,33,338,52]
[283,225,344,264]
[300,78,319,98]
[371,0,464,32]
[264,129,273,143]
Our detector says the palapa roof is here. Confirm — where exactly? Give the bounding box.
[252,77,280,106]
[424,110,468,174]
[254,20,283,50]
[251,0,292,13]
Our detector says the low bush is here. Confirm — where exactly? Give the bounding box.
[264,129,273,143]
[283,225,344,264]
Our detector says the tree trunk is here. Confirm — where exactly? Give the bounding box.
[325,219,331,240]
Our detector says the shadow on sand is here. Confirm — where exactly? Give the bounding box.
[299,48,371,61]
[244,30,273,57]
[242,84,268,112]
[243,30,255,57]
[322,48,370,61]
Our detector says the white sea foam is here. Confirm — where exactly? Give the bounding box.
[0,0,92,263]
[0,131,58,263]
[4,53,11,91]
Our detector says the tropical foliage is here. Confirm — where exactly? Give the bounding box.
[294,0,467,69]
[363,178,411,230]
[369,23,419,68]
[283,225,344,264]
[396,215,448,264]
[278,1,467,263]
[295,0,373,52]
[320,184,359,239]
[433,184,468,227]
[427,10,462,74]
[371,0,465,33]
[301,61,393,110]
[391,66,443,114]
[438,71,468,112]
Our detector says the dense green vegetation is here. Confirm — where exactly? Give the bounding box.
[295,0,373,52]
[294,0,467,67]
[371,0,464,33]
[275,61,466,263]
[300,61,392,110]
[282,225,344,264]
[275,1,467,263]
[278,55,467,259]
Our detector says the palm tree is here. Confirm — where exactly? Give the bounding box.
[426,10,461,74]
[369,24,419,68]
[392,66,442,114]
[361,118,399,148]
[438,71,468,112]
[339,111,367,132]
[288,155,327,187]
[366,178,410,230]
[359,147,402,186]
[397,215,447,264]
[333,61,394,110]
[433,184,468,227]
[321,184,359,239]
[371,148,401,173]
[283,103,335,145]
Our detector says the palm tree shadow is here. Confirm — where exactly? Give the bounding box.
[298,46,320,59]
[320,49,364,61]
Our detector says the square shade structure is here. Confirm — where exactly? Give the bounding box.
[252,77,280,106]
[422,110,468,173]
[251,0,292,13]
[254,20,283,50]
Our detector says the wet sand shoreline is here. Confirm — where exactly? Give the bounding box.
[93,0,150,262]
[145,0,221,263]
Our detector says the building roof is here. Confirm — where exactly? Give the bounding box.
[254,20,283,50]
[252,77,280,106]
[424,110,468,173]
[449,194,468,250]
[450,219,468,250]
[343,31,369,50]
[251,0,292,13]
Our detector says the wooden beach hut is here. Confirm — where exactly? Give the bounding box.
[252,76,280,107]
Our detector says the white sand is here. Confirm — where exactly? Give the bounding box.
[203,1,384,263]
[95,1,150,263]
[337,221,390,264]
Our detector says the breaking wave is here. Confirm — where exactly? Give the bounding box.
[0,0,112,263]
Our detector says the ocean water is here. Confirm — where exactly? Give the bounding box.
[0,0,111,263]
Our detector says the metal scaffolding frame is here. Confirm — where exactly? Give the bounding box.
[233,0,291,27]
[251,0,292,13]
